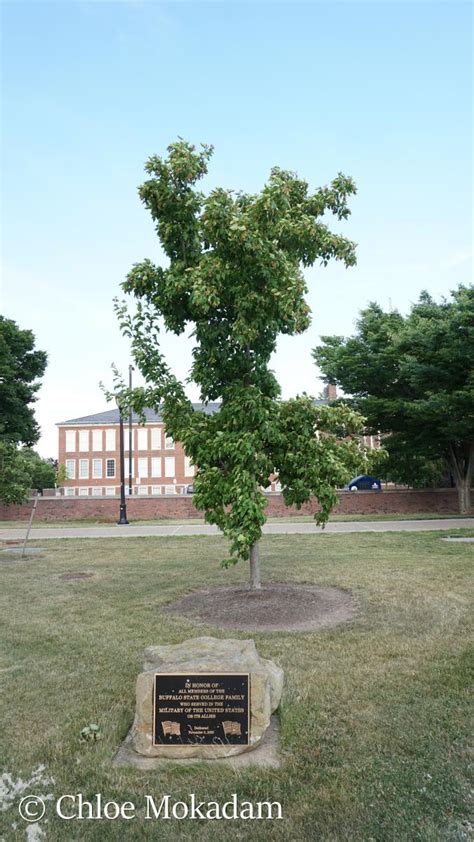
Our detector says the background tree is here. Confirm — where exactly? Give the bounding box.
[20,450,57,491]
[0,443,35,504]
[0,449,58,504]
[0,317,47,446]
[367,445,447,490]
[55,463,68,486]
[114,140,362,588]
[314,285,474,513]
[0,318,48,504]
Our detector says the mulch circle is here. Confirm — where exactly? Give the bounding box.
[59,572,94,581]
[164,583,355,632]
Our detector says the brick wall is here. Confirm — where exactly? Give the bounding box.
[0,489,465,522]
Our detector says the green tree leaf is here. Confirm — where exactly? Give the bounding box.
[314,285,474,512]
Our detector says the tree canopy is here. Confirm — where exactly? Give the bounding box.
[0,318,48,505]
[0,316,47,446]
[0,444,35,505]
[21,450,57,492]
[114,140,362,586]
[0,447,57,505]
[313,285,474,512]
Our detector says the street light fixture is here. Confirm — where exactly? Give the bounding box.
[128,364,134,496]
[117,400,129,525]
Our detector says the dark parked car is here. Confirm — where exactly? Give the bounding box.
[346,475,382,491]
[185,484,194,494]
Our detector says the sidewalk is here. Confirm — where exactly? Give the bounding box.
[1,519,473,541]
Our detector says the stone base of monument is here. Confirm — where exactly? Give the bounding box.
[113,637,283,767]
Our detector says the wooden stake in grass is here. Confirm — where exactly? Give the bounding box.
[22,491,38,558]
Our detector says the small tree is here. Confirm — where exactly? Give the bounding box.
[21,450,57,492]
[314,286,474,513]
[114,140,363,588]
[0,448,59,504]
[55,463,68,487]
[0,444,34,504]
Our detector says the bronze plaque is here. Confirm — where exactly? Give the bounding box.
[153,673,249,746]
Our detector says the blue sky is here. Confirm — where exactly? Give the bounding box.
[1,0,472,456]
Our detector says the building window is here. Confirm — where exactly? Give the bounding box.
[138,428,148,450]
[151,457,161,477]
[124,428,134,453]
[138,485,148,495]
[92,429,102,450]
[151,427,161,450]
[79,430,89,451]
[79,487,89,496]
[105,486,116,496]
[92,459,102,479]
[79,459,89,479]
[165,434,174,449]
[165,484,176,494]
[105,429,116,451]
[65,487,76,496]
[184,456,195,477]
[164,457,175,478]
[92,487,102,496]
[65,459,75,479]
[106,459,115,478]
[151,485,162,495]
[138,457,148,478]
[65,431,76,452]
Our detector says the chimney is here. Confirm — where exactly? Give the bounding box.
[324,384,337,401]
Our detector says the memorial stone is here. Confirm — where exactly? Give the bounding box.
[132,637,283,759]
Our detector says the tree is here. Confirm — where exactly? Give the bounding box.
[0,317,47,446]
[0,318,48,504]
[313,285,474,513]
[0,443,35,504]
[113,140,362,588]
[367,446,447,490]
[21,450,57,491]
[55,463,68,486]
[0,448,58,505]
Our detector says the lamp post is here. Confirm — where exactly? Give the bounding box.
[117,402,129,525]
[128,364,134,496]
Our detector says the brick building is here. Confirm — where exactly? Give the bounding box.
[57,388,378,498]
[57,404,219,497]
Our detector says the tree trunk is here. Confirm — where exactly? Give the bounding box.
[457,477,471,515]
[249,542,262,590]
[449,442,473,515]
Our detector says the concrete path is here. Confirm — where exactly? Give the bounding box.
[0,519,473,541]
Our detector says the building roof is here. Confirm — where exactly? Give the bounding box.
[57,398,329,426]
[56,403,221,426]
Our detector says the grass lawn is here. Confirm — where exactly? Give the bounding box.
[0,512,469,529]
[1,531,472,841]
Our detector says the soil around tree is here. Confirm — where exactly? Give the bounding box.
[164,583,355,632]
